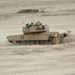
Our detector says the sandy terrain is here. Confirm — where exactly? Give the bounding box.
[0,0,75,75]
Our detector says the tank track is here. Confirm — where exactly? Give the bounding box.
[9,40,53,45]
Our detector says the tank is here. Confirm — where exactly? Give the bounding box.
[7,21,70,45]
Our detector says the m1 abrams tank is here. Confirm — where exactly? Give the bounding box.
[7,21,70,45]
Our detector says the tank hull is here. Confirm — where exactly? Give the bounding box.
[7,32,63,45]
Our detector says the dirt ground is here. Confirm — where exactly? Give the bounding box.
[0,0,75,75]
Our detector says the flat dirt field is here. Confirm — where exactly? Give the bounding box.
[0,0,75,75]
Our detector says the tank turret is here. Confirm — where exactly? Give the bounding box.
[23,21,49,34]
[7,21,70,45]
